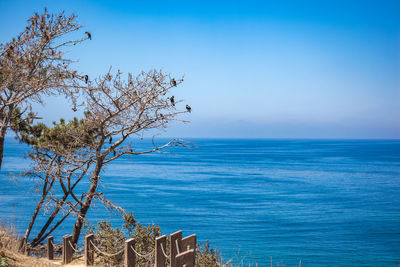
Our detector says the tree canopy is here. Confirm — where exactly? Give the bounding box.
[1,9,191,249]
[0,8,88,168]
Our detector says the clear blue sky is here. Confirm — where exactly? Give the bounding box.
[1,0,399,138]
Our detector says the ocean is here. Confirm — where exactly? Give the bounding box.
[1,137,399,266]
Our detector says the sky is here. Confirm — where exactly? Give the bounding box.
[1,0,399,138]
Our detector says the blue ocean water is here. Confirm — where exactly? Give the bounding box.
[1,137,399,266]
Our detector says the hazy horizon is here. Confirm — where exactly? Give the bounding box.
[1,0,399,139]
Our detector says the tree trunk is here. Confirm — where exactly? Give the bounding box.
[0,119,8,170]
[30,193,69,247]
[24,176,56,244]
[24,195,46,244]
[0,104,14,170]
[34,209,72,245]
[71,160,103,245]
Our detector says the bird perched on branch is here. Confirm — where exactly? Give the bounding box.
[186,105,191,113]
[84,75,88,84]
[170,78,177,87]
[6,45,14,57]
[170,96,175,106]
[85,31,91,40]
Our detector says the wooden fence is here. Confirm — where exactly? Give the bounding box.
[46,230,196,267]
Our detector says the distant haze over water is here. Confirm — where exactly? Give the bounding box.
[1,0,399,139]
[1,138,399,266]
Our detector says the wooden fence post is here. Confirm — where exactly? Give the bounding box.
[63,235,73,264]
[181,234,196,251]
[25,246,31,256]
[85,234,94,266]
[170,230,182,267]
[176,249,195,267]
[65,235,73,264]
[124,238,135,267]
[62,235,66,264]
[155,235,167,267]
[47,236,54,260]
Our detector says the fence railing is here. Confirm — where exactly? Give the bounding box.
[46,230,196,267]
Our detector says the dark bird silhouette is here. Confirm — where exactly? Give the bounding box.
[170,96,175,106]
[7,45,14,57]
[170,78,177,87]
[84,75,88,84]
[85,31,92,40]
[109,136,112,144]
[186,105,191,113]
[72,106,77,112]
[113,150,116,157]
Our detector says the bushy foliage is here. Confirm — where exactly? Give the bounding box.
[133,221,161,267]
[196,240,220,267]
[85,219,126,266]
[85,213,220,267]
[85,212,160,267]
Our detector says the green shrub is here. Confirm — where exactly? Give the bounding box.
[196,240,220,267]
[85,219,126,266]
[85,212,220,267]
[0,257,8,267]
[85,212,160,267]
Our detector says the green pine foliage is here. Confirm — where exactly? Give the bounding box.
[16,111,99,155]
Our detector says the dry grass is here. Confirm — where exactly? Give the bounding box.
[0,223,20,253]
[0,249,63,267]
[0,223,66,267]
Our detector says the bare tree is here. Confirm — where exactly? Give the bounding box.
[19,116,97,248]
[22,68,191,248]
[0,8,89,169]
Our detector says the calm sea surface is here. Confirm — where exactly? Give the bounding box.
[1,138,399,266]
